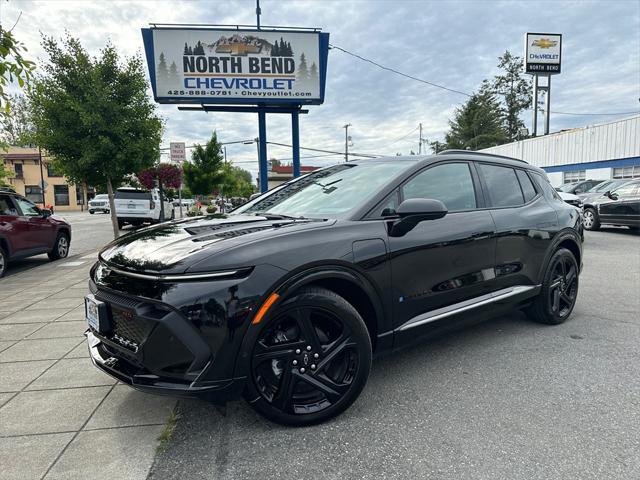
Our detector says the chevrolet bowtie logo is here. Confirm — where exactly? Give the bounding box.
[532,38,558,49]
[215,43,262,56]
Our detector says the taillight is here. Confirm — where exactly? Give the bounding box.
[150,201,156,209]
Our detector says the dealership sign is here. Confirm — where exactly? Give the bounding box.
[524,33,562,75]
[141,27,330,105]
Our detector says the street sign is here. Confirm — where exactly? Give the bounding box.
[170,142,186,162]
[141,27,330,105]
[38,180,48,190]
[524,33,562,75]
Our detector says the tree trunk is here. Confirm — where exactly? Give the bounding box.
[106,178,120,239]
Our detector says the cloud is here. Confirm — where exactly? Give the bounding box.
[3,0,638,179]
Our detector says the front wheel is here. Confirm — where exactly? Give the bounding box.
[0,245,7,278]
[89,210,95,214]
[245,287,372,426]
[48,233,70,260]
[583,208,600,231]
[526,248,579,325]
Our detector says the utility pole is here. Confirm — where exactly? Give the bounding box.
[256,0,261,29]
[343,123,351,162]
[418,123,423,155]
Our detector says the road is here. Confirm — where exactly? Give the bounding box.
[149,228,640,480]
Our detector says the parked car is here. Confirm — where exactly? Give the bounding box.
[578,179,631,201]
[173,198,195,208]
[557,191,583,209]
[582,179,640,231]
[86,151,583,426]
[0,187,71,277]
[88,194,110,214]
[114,188,174,229]
[556,180,604,195]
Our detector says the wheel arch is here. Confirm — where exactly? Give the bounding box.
[0,235,10,257]
[538,230,583,283]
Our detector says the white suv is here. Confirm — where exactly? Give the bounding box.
[114,188,173,229]
[88,194,110,214]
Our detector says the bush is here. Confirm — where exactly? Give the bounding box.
[186,206,204,217]
[206,205,217,214]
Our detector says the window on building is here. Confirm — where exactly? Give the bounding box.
[402,163,477,211]
[14,163,23,178]
[25,185,43,203]
[563,170,586,183]
[479,164,524,208]
[54,185,70,206]
[612,166,640,179]
[46,163,63,177]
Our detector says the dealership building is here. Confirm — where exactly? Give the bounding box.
[480,115,639,187]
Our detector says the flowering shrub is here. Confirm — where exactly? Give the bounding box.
[138,164,182,190]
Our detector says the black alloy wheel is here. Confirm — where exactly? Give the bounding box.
[526,248,579,325]
[246,287,371,426]
[0,246,7,278]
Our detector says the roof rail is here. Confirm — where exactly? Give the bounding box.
[0,186,16,193]
[437,149,528,164]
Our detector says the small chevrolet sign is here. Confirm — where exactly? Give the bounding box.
[525,33,562,75]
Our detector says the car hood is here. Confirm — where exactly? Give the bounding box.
[99,214,332,274]
[558,192,580,201]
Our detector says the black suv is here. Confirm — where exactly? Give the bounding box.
[582,179,640,231]
[85,152,583,425]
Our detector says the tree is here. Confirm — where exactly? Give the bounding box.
[30,34,163,238]
[0,26,36,150]
[297,53,309,82]
[310,62,318,81]
[157,52,169,81]
[0,93,35,146]
[168,61,179,84]
[443,91,508,150]
[138,163,182,220]
[0,162,14,187]
[183,132,225,196]
[269,157,282,169]
[488,51,532,141]
[220,164,255,199]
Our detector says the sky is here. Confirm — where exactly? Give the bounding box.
[1,0,639,180]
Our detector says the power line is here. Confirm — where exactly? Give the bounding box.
[386,125,420,147]
[330,43,639,117]
[266,141,381,158]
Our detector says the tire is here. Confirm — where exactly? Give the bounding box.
[48,233,70,261]
[526,248,579,325]
[583,208,600,231]
[0,245,7,278]
[244,287,372,426]
[117,220,125,230]
[89,210,95,214]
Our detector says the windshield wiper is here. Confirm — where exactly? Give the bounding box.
[255,212,306,220]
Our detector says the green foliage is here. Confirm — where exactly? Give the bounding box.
[29,34,163,187]
[206,205,217,214]
[0,162,15,187]
[444,91,508,151]
[183,132,225,196]
[486,51,532,141]
[0,93,35,146]
[221,163,255,198]
[0,27,36,150]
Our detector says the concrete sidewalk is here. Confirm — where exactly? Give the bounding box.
[0,253,176,480]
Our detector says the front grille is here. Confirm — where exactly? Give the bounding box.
[110,307,154,350]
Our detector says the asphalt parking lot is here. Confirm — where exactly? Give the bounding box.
[150,227,640,480]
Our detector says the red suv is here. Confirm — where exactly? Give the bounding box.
[0,187,72,277]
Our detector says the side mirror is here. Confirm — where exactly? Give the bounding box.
[604,190,617,200]
[390,198,448,237]
[41,208,53,218]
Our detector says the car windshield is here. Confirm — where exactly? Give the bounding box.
[235,162,410,219]
[557,183,578,192]
[94,195,108,200]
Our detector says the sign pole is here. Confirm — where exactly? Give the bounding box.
[532,75,538,138]
[292,111,300,178]
[258,110,268,192]
[544,76,551,136]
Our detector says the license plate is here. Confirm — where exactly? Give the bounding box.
[85,295,103,332]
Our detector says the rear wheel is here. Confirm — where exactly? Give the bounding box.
[245,287,372,426]
[117,220,125,230]
[526,248,579,325]
[0,245,7,278]
[89,210,95,214]
[48,233,69,261]
[583,208,600,231]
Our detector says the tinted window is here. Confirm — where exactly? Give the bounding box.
[480,164,524,207]
[0,195,18,216]
[532,172,562,201]
[402,163,476,211]
[516,170,537,202]
[14,197,41,217]
[612,182,639,197]
[115,190,152,200]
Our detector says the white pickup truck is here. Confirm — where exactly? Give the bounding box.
[114,188,173,229]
